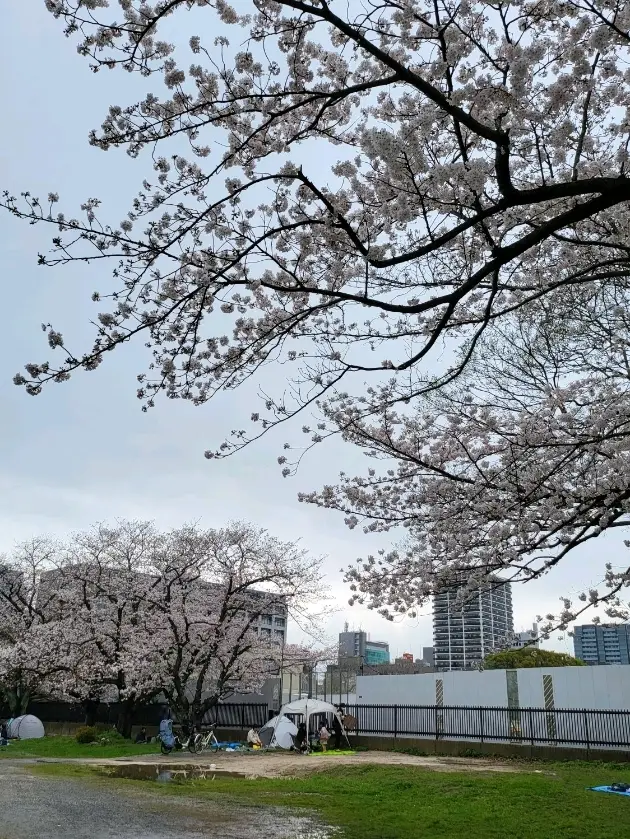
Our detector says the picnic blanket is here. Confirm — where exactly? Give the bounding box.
[589,785,630,797]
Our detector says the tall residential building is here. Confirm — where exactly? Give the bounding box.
[573,624,630,665]
[433,578,514,670]
[338,626,390,665]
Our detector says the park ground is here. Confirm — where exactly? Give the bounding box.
[2,740,630,838]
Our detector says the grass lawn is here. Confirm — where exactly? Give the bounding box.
[0,735,158,760]
[33,760,630,838]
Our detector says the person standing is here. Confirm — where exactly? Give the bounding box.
[319,721,330,752]
[332,706,344,750]
[295,721,307,752]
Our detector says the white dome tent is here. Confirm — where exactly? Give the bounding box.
[259,714,298,749]
[7,715,45,740]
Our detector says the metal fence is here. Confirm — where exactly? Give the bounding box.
[0,701,269,730]
[6,700,630,748]
[201,702,268,729]
[5,701,164,727]
[340,704,630,749]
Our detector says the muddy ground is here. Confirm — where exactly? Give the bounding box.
[66,749,523,779]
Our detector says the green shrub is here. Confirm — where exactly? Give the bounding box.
[98,729,127,745]
[75,726,98,744]
[101,728,125,742]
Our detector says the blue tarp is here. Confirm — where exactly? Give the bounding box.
[589,786,630,797]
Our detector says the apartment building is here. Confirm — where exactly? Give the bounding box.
[433,578,514,670]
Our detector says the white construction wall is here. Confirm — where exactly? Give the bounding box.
[356,665,630,710]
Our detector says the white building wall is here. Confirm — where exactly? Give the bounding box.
[356,665,630,709]
[516,665,630,710]
[356,670,509,706]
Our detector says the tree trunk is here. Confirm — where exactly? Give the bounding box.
[83,698,99,728]
[198,695,219,728]
[6,680,30,717]
[116,701,134,739]
[190,701,205,731]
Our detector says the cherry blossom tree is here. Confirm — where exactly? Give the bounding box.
[1,520,324,734]
[46,520,165,735]
[4,2,630,620]
[0,539,67,716]
[146,522,323,726]
[307,286,630,631]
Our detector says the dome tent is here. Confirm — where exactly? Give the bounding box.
[8,715,45,740]
[259,714,298,749]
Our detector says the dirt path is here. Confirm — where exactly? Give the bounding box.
[27,749,524,779]
[0,762,330,839]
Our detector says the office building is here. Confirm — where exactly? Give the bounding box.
[573,624,630,665]
[509,624,540,649]
[422,646,435,667]
[338,626,390,665]
[365,640,390,665]
[433,577,514,670]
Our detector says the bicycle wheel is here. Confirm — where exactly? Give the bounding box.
[209,740,220,754]
[160,741,172,755]
[192,734,203,754]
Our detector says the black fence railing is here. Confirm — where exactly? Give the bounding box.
[0,701,268,730]
[1,701,165,727]
[201,703,268,729]
[340,704,630,749]
[5,700,630,749]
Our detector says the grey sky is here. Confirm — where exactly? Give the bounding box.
[0,3,620,659]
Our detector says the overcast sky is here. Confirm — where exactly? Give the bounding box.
[0,3,622,659]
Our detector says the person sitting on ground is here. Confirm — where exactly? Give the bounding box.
[134,727,147,744]
[319,721,330,752]
[247,727,262,747]
[0,721,8,746]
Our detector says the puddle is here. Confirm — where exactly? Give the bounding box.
[91,762,337,838]
[101,763,248,782]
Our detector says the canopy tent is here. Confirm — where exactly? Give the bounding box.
[276,698,352,751]
[259,714,298,749]
[7,715,45,740]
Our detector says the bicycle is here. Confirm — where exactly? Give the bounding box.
[159,723,199,755]
[191,723,220,754]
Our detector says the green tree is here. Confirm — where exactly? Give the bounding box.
[483,648,585,670]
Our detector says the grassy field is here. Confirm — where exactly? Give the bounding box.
[0,735,157,760]
[33,760,630,838]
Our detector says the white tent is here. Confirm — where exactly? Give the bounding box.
[277,698,351,751]
[280,697,339,730]
[259,714,298,749]
[7,715,45,740]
